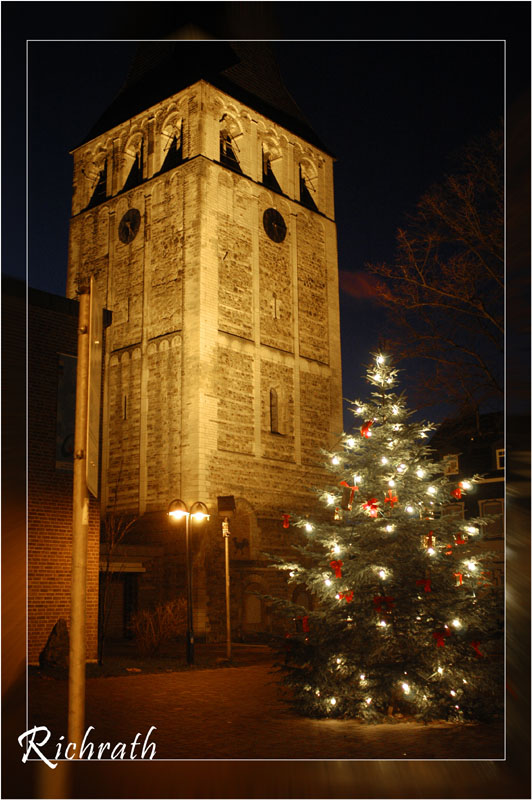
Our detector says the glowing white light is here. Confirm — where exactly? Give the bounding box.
[387,378,393,384]
[402,683,410,694]
[463,679,467,684]
[346,437,356,448]
[379,620,387,627]
[346,616,353,622]
[315,689,320,696]
[376,355,385,364]
[379,570,386,579]
[333,543,341,554]
[465,526,478,535]
[326,494,334,505]
[461,480,472,490]
[365,697,372,705]
[332,455,340,465]
[416,468,425,478]
[437,667,443,674]
[466,561,476,571]
[335,594,340,600]
[450,690,456,697]
[416,616,421,620]
[452,619,461,628]
[360,673,366,681]
[393,424,401,431]
[388,479,395,488]
[385,524,394,533]
[455,705,460,709]
[324,579,332,587]
[336,658,341,664]
[374,372,382,382]
[387,440,395,449]
[392,405,399,415]
[330,697,337,705]
[427,486,437,495]
[381,456,389,465]
[355,406,364,414]
[397,463,407,473]
[305,522,314,533]
[289,571,295,578]
[427,547,435,555]
[406,505,414,513]
[353,474,362,484]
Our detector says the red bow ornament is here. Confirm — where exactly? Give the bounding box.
[416,578,431,592]
[433,628,451,647]
[385,489,398,508]
[282,514,290,529]
[373,595,395,613]
[340,480,358,510]
[454,533,466,545]
[454,572,463,586]
[451,486,462,499]
[330,560,343,578]
[338,590,354,603]
[470,640,484,658]
[360,420,374,438]
[363,498,379,518]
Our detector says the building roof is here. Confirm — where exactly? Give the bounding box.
[79,41,332,155]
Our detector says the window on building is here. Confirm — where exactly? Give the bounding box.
[160,133,182,173]
[299,163,318,211]
[479,498,504,539]
[262,146,282,193]
[441,502,465,519]
[219,114,242,174]
[87,162,107,209]
[271,292,281,320]
[443,454,459,475]
[270,388,279,434]
[123,145,144,192]
[496,448,505,470]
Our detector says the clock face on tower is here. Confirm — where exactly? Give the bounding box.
[118,208,141,244]
[263,208,287,243]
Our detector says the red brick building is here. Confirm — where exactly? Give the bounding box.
[22,279,101,664]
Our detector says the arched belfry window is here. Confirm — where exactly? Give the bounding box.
[219,114,242,174]
[299,161,318,211]
[159,115,183,174]
[123,134,144,192]
[262,143,282,194]
[270,388,280,434]
[83,149,107,209]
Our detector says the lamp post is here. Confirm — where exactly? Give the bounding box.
[168,499,209,665]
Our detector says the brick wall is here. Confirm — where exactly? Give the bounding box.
[27,290,100,663]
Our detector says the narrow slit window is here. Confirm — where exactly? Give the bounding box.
[270,388,279,434]
[262,147,282,193]
[219,123,242,173]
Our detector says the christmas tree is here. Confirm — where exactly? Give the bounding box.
[269,353,503,723]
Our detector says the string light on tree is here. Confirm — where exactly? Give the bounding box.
[268,352,503,723]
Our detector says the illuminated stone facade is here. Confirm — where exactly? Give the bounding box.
[66,47,342,639]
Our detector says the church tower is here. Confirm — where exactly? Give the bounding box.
[66,42,342,639]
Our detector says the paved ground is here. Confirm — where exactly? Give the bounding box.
[28,646,503,762]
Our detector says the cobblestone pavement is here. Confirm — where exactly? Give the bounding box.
[28,650,504,761]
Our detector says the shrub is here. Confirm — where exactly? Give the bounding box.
[130,599,187,656]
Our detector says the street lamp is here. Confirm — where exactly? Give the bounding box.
[168,499,209,664]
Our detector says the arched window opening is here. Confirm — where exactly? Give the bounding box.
[262,145,282,193]
[299,163,318,211]
[159,118,183,174]
[123,137,144,192]
[87,162,107,209]
[219,114,242,173]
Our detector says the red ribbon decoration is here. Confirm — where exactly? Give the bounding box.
[330,560,343,578]
[433,628,451,647]
[360,420,374,438]
[338,590,354,603]
[416,578,431,592]
[373,595,395,612]
[451,486,462,499]
[470,640,484,658]
[385,489,398,508]
[282,514,290,529]
[445,544,453,556]
[363,498,379,517]
[340,480,358,510]
[455,533,466,545]
[454,572,463,586]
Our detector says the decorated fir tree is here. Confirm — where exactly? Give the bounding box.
[269,353,503,722]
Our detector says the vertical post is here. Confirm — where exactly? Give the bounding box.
[185,515,194,665]
[68,291,90,755]
[223,518,231,660]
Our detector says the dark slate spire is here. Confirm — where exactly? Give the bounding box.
[80,41,331,155]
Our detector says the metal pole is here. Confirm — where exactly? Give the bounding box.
[68,291,90,755]
[185,515,194,664]
[223,518,231,660]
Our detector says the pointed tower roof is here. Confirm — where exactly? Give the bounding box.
[80,41,332,155]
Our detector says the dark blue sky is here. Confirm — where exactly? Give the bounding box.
[3,2,529,424]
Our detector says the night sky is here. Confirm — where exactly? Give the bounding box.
[3,2,529,423]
